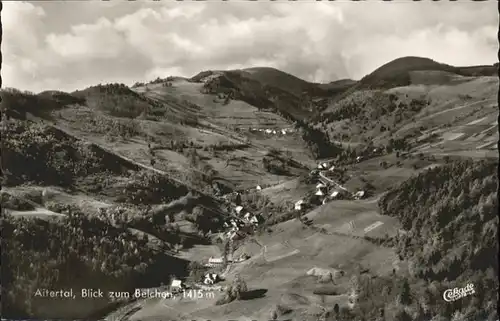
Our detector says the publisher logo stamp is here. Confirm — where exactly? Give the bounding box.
[443,283,475,302]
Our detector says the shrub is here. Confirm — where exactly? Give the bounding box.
[1,212,159,319]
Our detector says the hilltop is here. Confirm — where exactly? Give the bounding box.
[357,56,497,90]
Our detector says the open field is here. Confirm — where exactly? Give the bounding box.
[116,200,399,321]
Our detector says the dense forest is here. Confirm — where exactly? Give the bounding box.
[378,159,498,321]
[2,121,111,187]
[1,210,188,319]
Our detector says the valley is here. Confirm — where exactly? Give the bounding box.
[1,57,498,321]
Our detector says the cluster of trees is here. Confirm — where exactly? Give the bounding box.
[262,155,289,175]
[387,137,412,153]
[205,141,250,152]
[184,147,220,192]
[132,76,175,88]
[322,101,362,123]
[378,159,498,320]
[2,121,106,187]
[81,114,141,140]
[215,274,248,305]
[1,211,156,318]
[117,170,188,205]
[1,192,35,211]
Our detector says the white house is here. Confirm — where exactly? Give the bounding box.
[265,129,272,134]
[322,162,328,168]
[356,156,363,162]
[295,200,304,211]
[171,279,183,289]
[354,190,365,199]
[235,206,244,215]
[331,191,339,198]
[315,190,325,196]
[316,183,326,189]
[256,185,262,190]
[272,130,277,134]
[328,165,336,171]
[250,216,259,224]
[281,129,287,135]
[317,164,324,169]
[243,212,251,221]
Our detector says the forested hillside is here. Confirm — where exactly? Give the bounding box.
[378,159,498,320]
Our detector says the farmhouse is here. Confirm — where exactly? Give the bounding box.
[295,200,305,211]
[249,215,260,225]
[234,206,244,215]
[171,279,183,290]
[256,185,262,190]
[354,190,366,199]
[205,257,225,267]
[315,190,325,196]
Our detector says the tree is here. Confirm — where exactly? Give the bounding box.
[188,148,199,167]
[222,240,230,266]
[230,274,248,300]
[235,193,242,206]
[398,278,412,305]
[187,261,206,283]
[333,303,340,315]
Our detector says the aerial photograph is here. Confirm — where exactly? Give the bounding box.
[0,1,498,321]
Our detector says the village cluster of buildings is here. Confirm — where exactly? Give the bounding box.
[219,205,264,241]
[249,128,295,135]
[294,162,366,211]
